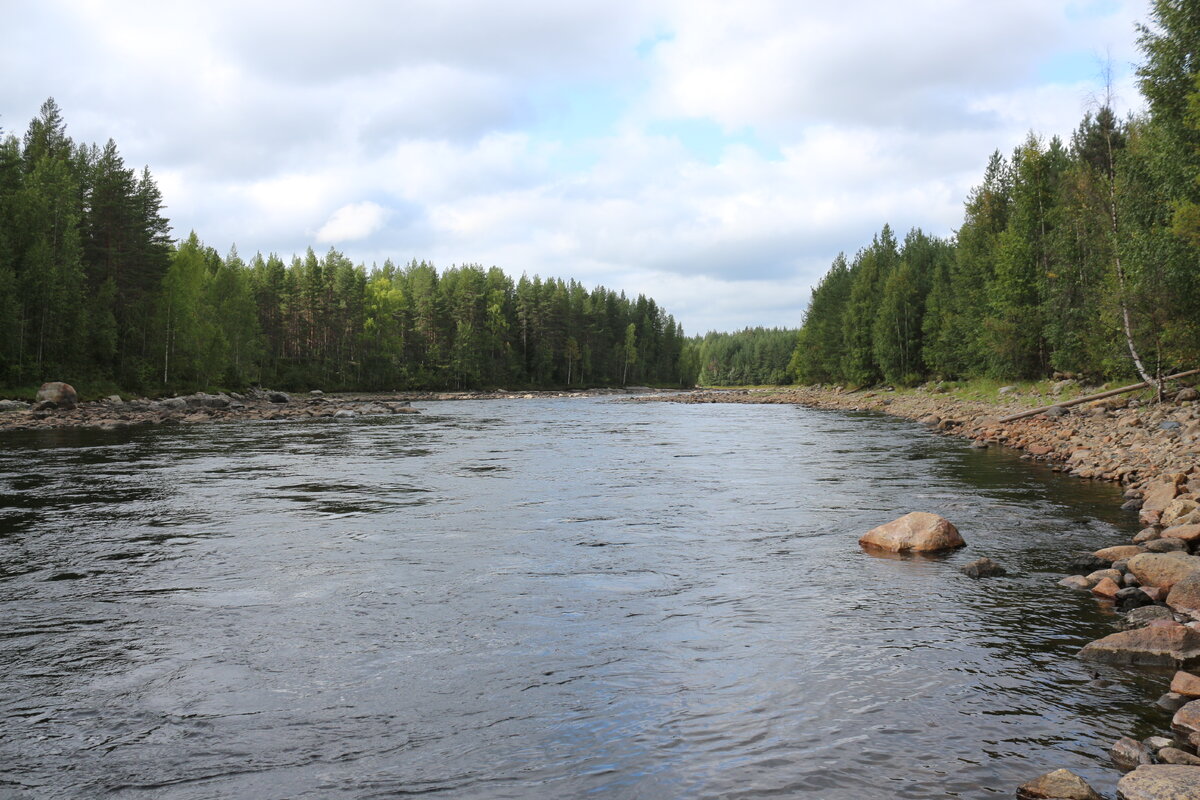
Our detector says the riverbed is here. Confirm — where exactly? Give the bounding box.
[0,397,1168,798]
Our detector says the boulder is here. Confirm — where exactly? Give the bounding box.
[1144,481,1183,515]
[858,512,964,553]
[1164,499,1200,527]
[1168,573,1200,613]
[1134,526,1163,544]
[1178,388,1200,403]
[960,557,1006,578]
[1059,575,1091,591]
[1174,699,1200,742]
[1115,587,1155,610]
[0,399,29,412]
[1111,736,1155,771]
[1159,747,1200,766]
[1127,552,1200,590]
[1092,576,1121,599]
[1171,671,1200,697]
[309,389,324,396]
[1120,606,1176,629]
[1087,568,1122,586]
[1096,545,1146,562]
[1163,524,1200,545]
[267,391,290,404]
[159,396,186,410]
[1147,538,1190,553]
[333,409,356,419]
[35,381,76,409]
[1079,626,1200,667]
[1066,552,1111,575]
[1118,765,1200,800]
[1017,769,1102,800]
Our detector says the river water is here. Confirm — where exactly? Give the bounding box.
[0,397,1172,798]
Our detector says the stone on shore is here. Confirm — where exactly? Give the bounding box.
[0,400,29,412]
[1092,576,1121,599]
[1168,573,1200,614]
[1163,524,1200,545]
[1066,552,1111,575]
[1059,575,1091,591]
[960,557,1006,578]
[36,381,76,409]
[1171,671,1200,697]
[1117,765,1200,800]
[1120,606,1176,629]
[1079,626,1200,668]
[1126,552,1200,590]
[858,512,964,553]
[1173,699,1200,742]
[1095,545,1146,562]
[267,391,290,404]
[1016,769,1102,800]
[1159,747,1200,766]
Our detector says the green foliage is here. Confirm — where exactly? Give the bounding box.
[689,327,798,386]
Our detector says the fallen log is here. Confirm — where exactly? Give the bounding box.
[997,369,1200,423]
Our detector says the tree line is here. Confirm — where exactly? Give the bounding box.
[792,1,1200,390]
[686,328,798,386]
[0,100,688,394]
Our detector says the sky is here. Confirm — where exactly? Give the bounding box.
[2,0,1153,334]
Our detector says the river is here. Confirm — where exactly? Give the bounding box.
[0,397,1169,798]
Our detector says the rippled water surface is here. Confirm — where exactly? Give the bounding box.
[0,398,1173,798]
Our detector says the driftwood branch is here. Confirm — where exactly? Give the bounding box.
[996,369,1200,423]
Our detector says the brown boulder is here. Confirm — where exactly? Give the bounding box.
[1092,576,1121,599]
[1017,769,1103,800]
[35,381,77,409]
[1144,481,1183,514]
[1163,524,1200,544]
[1095,545,1145,562]
[858,512,964,553]
[1118,765,1200,800]
[1079,626,1200,668]
[1164,499,1200,527]
[1127,552,1200,590]
[1174,699,1200,742]
[1111,736,1155,771]
[1168,572,1200,613]
[1159,747,1200,766]
[1171,671,1200,697]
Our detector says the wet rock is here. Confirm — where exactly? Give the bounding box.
[1066,552,1111,575]
[1016,769,1102,800]
[960,557,1006,578]
[36,381,76,409]
[1171,671,1200,697]
[1059,575,1092,591]
[1115,587,1155,610]
[1117,765,1200,800]
[1096,545,1146,562]
[1079,626,1200,667]
[858,512,965,553]
[1111,736,1155,771]
[1127,552,1200,590]
[1124,498,1146,511]
[1145,735,1174,752]
[1093,576,1122,599]
[1159,692,1190,712]
[1147,538,1190,553]
[1158,747,1200,766]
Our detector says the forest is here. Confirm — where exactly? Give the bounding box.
[790,1,1200,389]
[0,101,689,394]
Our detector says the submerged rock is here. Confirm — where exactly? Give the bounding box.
[859,512,964,553]
[1016,769,1102,800]
[1111,736,1155,771]
[960,557,1006,578]
[1079,626,1200,668]
[1117,765,1200,800]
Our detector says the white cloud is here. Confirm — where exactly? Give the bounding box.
[316,202,388,243]
[0,0,1161,332]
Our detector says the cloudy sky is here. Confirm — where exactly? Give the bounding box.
[3,0,1152,334]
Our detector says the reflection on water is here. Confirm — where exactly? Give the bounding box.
[0,399,1166,799]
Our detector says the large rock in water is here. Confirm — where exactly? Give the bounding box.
[858,512,964,553]
[1126,552,1200,590]
[1079,626,1200,668]
[35,381,76,409]
[1016,769,1102,800]
[1117,764,1200,799]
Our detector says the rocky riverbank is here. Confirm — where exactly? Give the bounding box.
[642,385,1200,798]
[0,385,663,433]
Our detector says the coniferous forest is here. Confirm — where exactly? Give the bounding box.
[791,3,1200,389]
[0,100,688,395]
